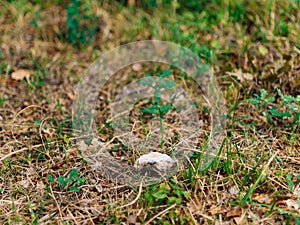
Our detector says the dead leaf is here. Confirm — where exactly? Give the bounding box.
[67,92,74,100]
[67,148,78,157]
[284,199,299,211]
[6,78,18,87]
[209,206,219,215]
[51,161,64,169]
[229,186,239,195]
[209,205,227,215]
[127,214,138,224]
[36,181,45,191]
[233,216,246,225]
[27,167,37,175]
[20,179,30,189]
[11,69,32,82]
[226,207,242,217]
[132,63,142,72]
[253,194,273,204]
[227,69,253,86]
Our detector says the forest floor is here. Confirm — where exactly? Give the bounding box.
[0,1,299,224]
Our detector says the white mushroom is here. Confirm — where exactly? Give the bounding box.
[135,152,176,172]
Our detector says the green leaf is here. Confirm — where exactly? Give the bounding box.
[278,89,299,104]
[167,196,177,204]
[295,218,300,225]
[203,106,210,114]
[174,189,190,199]
[283,95,297,103]
[147,75,156,82]
[295,112,300,123]
[277,89,284,99]
[286,174,294,191]
[75,177,85,185]
[110,145,119,152]
[269,107,292,118]
[175,198,182,204]
[57,176,67,187]
[34,120,41,125]
[182,191,191,199]
[74,174,85,183]
[159,70,172,78]
[69,169,79,180]
[159,183,170,191]
[65,178,72,183]
[175,189,183,197]
[69,186,80,192]
[158,80,176,89]
[154,96,161,104]
[260,89,268,99]
[154,89,161,104]
[153,190,167,199]
[138,79,153,87]
[265,96,275,103]
[47,175,55,183]
[160,104,172,114]
[286,103,298,111]
[248,98,261,105]
[141,105,160,115]
[63,134,69,144]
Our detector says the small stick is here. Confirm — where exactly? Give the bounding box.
[144,204,176,225]
[116,182,143,209]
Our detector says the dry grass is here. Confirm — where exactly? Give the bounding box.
[0,0,299,224]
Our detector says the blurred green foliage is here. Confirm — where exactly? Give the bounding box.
[66,0,99,47]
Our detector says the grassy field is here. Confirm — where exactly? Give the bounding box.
[0,0,299,224]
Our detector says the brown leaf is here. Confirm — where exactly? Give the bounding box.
[209,205,227,215]
[226,207,242,217]
[253,194,273,204]
[36,181,45,191]
[6,78,18,87]
[132,63,142,72]
[11,69,32,81]
[284,199,299,211]
[66,148,78,158]
[229,186,239,196]
[233,216,246,225]
[127,214,138,224]
[227,69,253,86]
[67,92,74,100]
